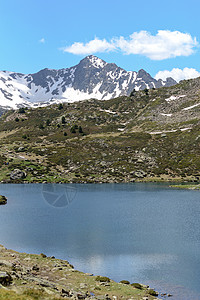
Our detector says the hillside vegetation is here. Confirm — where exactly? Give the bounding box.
[0,78,199,183]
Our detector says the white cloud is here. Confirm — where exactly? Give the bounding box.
[62,30,198,60]
[63,37,115,55]
[114,30,198,60]
[39,38,45,44]
[155,68,200,82]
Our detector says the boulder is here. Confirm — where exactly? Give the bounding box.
[132,170,147,178]
[17,147,26,152]
[0,272,12,286]
[0,195,7,205]
[0,260,12,267]
[10,169,26,180]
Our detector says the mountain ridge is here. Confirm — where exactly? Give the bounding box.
[0,55,177,110]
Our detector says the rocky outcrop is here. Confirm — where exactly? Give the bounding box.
[0,271,12,285]
[10,169,26,180]
[0,195,7,205]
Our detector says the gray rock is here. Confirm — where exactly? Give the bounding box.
[0,260,13,268]
[132,170,147,178]
[0,272,12,286]
[32,265,39,271]
[61,288,70,296]
[17,147,26,152]
[10,169,26,180]
[85,273,93,276]
[80,283,88,289]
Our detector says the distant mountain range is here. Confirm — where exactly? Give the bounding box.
[0,55,177,110]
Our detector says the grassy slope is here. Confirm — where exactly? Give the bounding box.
[0,79,199,183]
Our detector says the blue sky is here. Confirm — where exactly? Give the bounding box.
[1,0,200,81]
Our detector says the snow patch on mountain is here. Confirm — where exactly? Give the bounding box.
[0,55,177,110]
[183,103,200,110]
[165,95,186,102]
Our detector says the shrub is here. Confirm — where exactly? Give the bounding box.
[46,119,51,126]
[18,107,25,113]
[40,253,47,258]
[131,283,142,289]
[15,117,19,122]
[148,289,158,296]
[130,89,135,97]
[70,126,76,133]
[39,123,44,129]
[95,276,110,282]
[58,103,63,110]
[61,116,66,124]
[78,126,83,133]
[120,280,130,285]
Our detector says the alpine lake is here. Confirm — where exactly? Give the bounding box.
[0,183,200,300]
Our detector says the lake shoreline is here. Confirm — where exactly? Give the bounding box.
[0,180,200,194]
[0,175,199,185]
[0,244,159,300]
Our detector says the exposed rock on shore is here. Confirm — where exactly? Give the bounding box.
[0,195,7,205]
[0,244,158,299]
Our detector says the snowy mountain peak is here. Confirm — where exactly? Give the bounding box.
[83,55,107,68]
[0,56,177,110]
[78,55,107,70]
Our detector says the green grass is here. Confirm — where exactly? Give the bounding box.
[170,184,200,190]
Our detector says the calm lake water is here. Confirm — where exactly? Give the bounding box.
[0,183,200,299]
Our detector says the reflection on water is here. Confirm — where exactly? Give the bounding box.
[0,183,200,299]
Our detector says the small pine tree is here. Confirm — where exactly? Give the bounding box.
[61,116,66,124]
[39,123,44,129]
[70,126,76,133]
[58,103,63,110]
[15,117,19,122]
[46,119,51,126]
[78,126,83,133]
[130,89,135,97]
[18,107,25,113]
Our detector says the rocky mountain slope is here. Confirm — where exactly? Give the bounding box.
[0,76,199,184]
[0,55,176,110]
